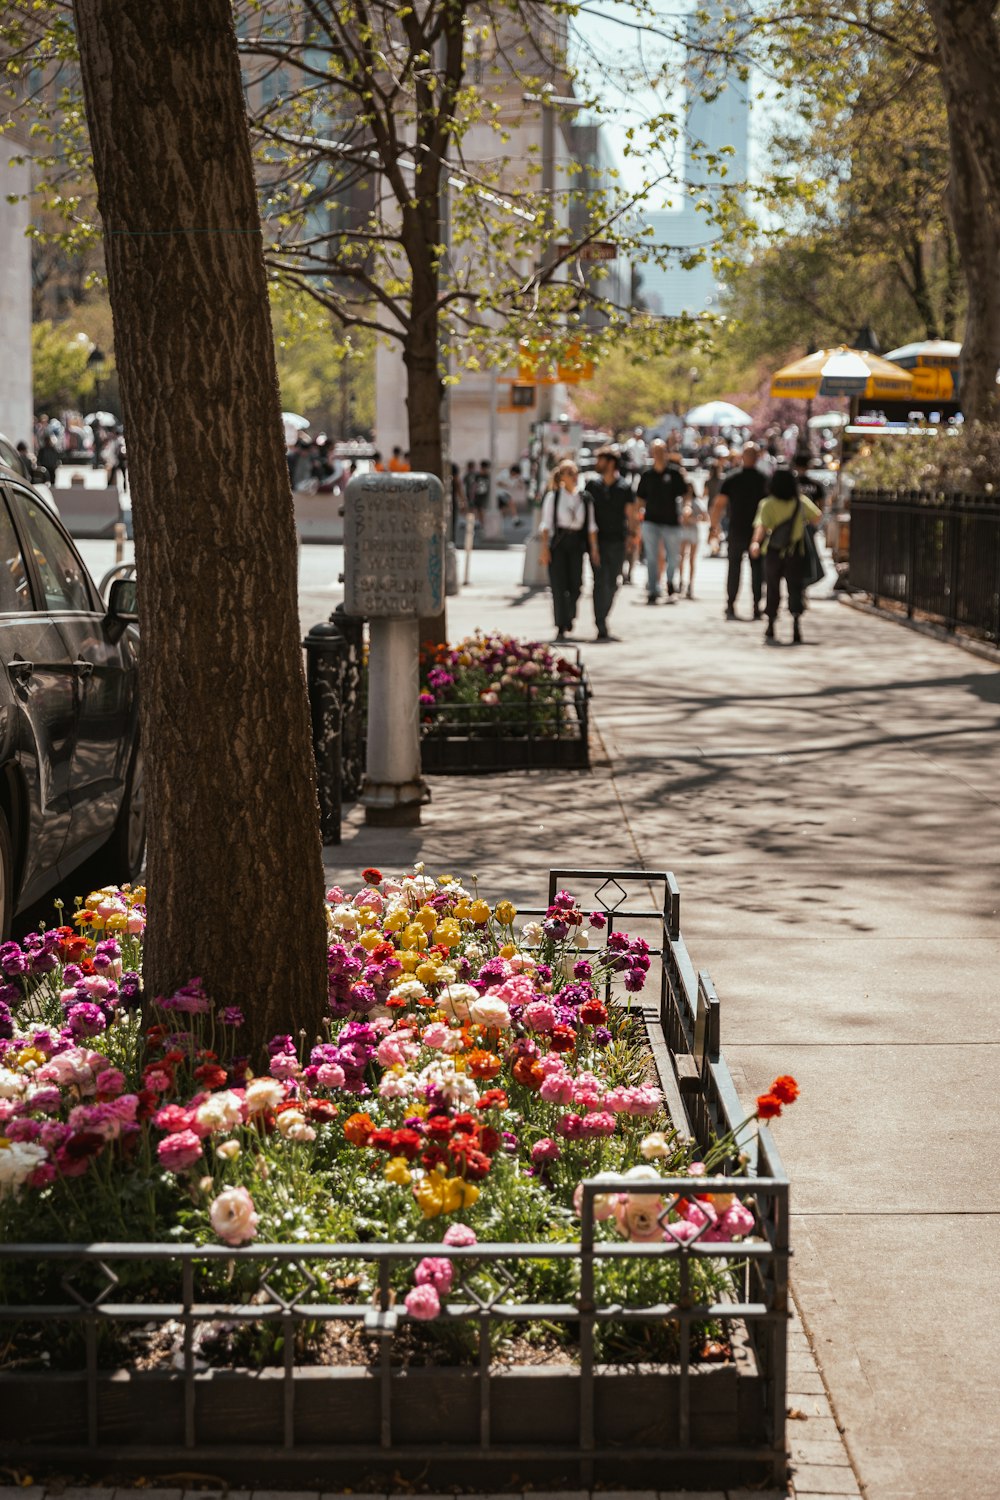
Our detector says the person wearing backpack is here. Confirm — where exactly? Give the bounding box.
[749,467,821,644]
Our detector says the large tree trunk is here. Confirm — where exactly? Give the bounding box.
[73,0,327,1057]
[925,0,1000,421]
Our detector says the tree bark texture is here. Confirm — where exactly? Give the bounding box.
[73,0,327,1056]
[925,0,1000,421]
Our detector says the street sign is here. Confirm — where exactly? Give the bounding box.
[343,472,446,618]
[555,240,618,262]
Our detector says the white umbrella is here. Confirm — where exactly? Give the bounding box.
[685,399,753,427]
[84,411,116,426]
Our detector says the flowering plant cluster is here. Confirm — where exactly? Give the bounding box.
[0,870,797,1363]
[419,632,583,733]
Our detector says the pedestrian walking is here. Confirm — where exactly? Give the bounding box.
[623,426,648,476]
[36,435,60,486]
[750,468,822,644]
[585,446,633,641]
[636,439,689,605]
[719,442,769,620]
[677,487,707,599]
[472,460,492,524]
[539,458,598,643]
[388,446,410,473]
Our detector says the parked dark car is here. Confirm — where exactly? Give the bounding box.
[0,461,143,935]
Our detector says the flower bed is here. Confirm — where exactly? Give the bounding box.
[419,633,589,772]
[0,869,791,1488]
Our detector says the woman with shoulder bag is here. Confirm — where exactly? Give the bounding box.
[749,468,822,645]
[538,458,599,643]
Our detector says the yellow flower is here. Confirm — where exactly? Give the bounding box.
[384,1156,412,1187]
[17,1047,45,1068]
[359,929,383,951]
[0,1138,10,1150]
[415,961,439,986]
[453,899,472,921]
[384,909,407,933]
[434,919,461,948]
[495,900,517,926]
[469,900,491,925]
[403,923,429,951]
[398,950,420,973]
[438,874,455,886]
[105,912,127,931]
[414,906,438,934]
[415,1169,447,1218]
[130,886,147,904]
[499,943,516,960]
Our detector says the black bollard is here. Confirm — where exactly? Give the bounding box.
[302,621,345,845]
[329,604,366,801]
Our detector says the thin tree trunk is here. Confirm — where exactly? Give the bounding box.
[403,214,447,644]
[73,0,327,1057]
[925,0,1000,421]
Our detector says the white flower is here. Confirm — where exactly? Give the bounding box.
[329,904,360,933]
[284,1121,316,1144]
[418,1059,479,1109]
[0,1140,47,1198]
[639,1131,673,1161]
[435,963,457,984]
[437,983,478,1022]
[276,1109,307,1137]
[389,979,428,1004]
[468,995,512,1030]
[215,1139,241,1160]
[195,1089,243,1134]
[0,1067,27,1100]
[244,1078,284,1114]
[521,921,544,945]
[209,1186,259,1246]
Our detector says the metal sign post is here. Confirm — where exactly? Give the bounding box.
[343,472,446,826]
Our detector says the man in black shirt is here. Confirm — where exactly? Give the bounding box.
[636,439,690,603]
[585,447,634,641]
[719,442,769,619]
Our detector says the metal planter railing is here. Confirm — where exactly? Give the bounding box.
[0,869,788,1490]
[850,487,1000,643]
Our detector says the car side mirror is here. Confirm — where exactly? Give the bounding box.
[107,577,138,623]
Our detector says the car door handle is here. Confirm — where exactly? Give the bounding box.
[71,659,95,678]
[6,657,33,683]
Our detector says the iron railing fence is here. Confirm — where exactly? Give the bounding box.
[0,869,788,1488]
[850,488,1000,643]
[419,664,590,773]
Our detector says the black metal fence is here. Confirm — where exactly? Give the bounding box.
[850,488,1000,644]
[0,869,787,1490]
[420,668,590,773]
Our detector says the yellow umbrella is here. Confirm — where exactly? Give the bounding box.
[770,346,914,401]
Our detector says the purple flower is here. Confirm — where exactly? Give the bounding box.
[119,972,142,1008]
[66,1002,106,1039]
[573,959,593,980]
[158,979,211,1015]
[624,968,646,993]
[0,1001,11,1040]
[267,1033,296,1056]
[220,1006,244,1027]
[543,918,569,940]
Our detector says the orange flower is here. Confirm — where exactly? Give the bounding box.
[512,1055,544,1089]
[770,1075,799,1105]
[344,1111,375,1146]
[755,1093,783,1120]
[466,1048,501,1080]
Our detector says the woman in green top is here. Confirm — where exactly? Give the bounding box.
[749,468,822,644]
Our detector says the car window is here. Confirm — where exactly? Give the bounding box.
[10,486,93,613]
[0,495,32,613]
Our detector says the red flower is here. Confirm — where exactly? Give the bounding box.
[476,1088,509,1111]
[369,1127,395,1151]
[478,1126,501,1154]
[307,1099,338,1123]
[372,942,396,962]
[451,1113,477,1134]
[385,996,408,1009]
[421,1143,450,1172]
[425,1114,453,1141]
[391,1127,422,1159]
[756,1093,783,1120]
[362,868,382,885]
[194,1064,228,1089]
[579,999,608,1027]
[548,1025,577,1054]
[770,1075,799,1105]
[450,1139,493,1179]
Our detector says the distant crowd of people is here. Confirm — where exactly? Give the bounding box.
[537,432,826,648]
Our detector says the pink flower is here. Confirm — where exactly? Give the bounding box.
[420,1022,451,1049]
[572,1180,617,1221]
[404,1284,441,1321]
[663,1218,700,1244]
[489,973,535,1005]
[156,1129,202,1173]
[269,1053,301,1081]
[95,1067,125,1097]
[443,1223,477,1247]
[316,1062,346,1089]
[523,1000,557,1032]
[614,1193,664,1242]
[539,1072,574,1105]
[154,1103,196,1134]
[209,1185,259,1246]
[556,1112,585,1140]
[720,1201,756,1239]
[531,1137,561,1163]
[377,1036,412,1067]
[414,1256,454,1295]
[579,1111,616,1138]
[537,1052,569,1076]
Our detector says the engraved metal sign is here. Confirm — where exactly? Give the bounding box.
[343,472,446,618]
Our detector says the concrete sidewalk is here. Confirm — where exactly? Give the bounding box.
[316,542,1000,1500]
